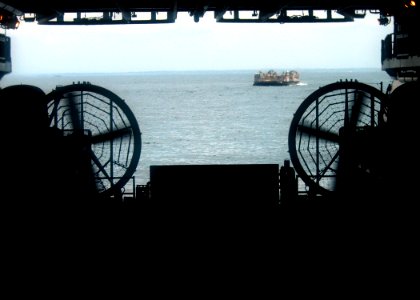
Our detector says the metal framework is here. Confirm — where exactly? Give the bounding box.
[0,1,412,26]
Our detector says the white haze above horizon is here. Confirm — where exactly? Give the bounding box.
[5,11,394,74]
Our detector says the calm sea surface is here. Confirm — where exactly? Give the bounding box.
[1,69,392,188]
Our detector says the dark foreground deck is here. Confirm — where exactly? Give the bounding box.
[5,162,414,239]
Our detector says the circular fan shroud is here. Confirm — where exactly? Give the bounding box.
[288,81,388,196]
[46,83,141,199]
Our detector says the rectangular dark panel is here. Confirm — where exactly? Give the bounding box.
[149,164,279,211]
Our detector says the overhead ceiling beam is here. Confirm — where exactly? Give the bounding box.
[167,1,178,22]
[337,8,366,19]
[214,6,228,22]
[190,5,208,22]
[0,1,23,15]
[259,9,277,21]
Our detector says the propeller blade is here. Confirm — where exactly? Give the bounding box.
[89,148,115,189]
[297,125,340,143]
[66,92,82,130]
[349,90,364,129]
[48,99,60,126]
[91,127,132,144]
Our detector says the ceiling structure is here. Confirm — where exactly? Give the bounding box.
[0,1,412,26]
[1,1,418,79]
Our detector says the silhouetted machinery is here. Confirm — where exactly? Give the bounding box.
[0,82,141,212]
[288,80,388,198]
[1,1,419,216]
[1,78,418,217]
[46,83,142,200]
[0,34,11,80]
[284,79,420,215]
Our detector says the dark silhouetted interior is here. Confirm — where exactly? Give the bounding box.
[0,1,419,229]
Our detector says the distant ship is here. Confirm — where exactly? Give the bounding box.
[254,70,300,86]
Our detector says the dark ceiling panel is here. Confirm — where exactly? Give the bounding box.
[0,1,402,14]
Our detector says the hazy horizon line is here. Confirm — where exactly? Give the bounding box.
[7,67,385,77]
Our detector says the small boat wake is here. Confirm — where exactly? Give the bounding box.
[296,82,308,86]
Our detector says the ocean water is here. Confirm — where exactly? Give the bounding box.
[1,69,392,190]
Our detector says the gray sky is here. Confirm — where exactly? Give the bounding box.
[6,11,393,74]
